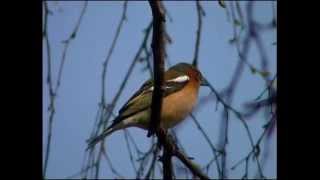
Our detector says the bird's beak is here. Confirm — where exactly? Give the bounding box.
[200,76,209,86]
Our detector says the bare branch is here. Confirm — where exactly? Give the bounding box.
[101,1,128,104]
[83,2,130,178]
[147,0,166,137]
[94,2,129,177]
[231,113,276,179]
[147,1,175,179]
[158,129,210,179]
[192,0,205,67]
[101,148,124,178]
[56,1,88,91]
[147,2,210,178]
[83,20,153,179]
[123,130,138,174]
[144,144,160,179]
[190,113,222,177]
[43,2,88,177]
[43,2,54,176]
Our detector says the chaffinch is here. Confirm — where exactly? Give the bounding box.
[87,63,208,149]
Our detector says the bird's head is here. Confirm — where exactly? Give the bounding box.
[168,63,209,86]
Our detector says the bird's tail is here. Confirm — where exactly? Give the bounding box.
[86,117,132,151]
[86,127,117,151]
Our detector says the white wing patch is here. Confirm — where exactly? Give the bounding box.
[147,86,172,91]
[148,86,154,91]
[146,75,189,92]
[166,75,190,83]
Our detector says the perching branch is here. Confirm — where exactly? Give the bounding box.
[157,129,209,180]
[147,1,209,179]
[147,0,166,138]
[146,1,172,179]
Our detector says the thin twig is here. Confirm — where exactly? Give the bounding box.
[101,1,128,104]
[101,148,124,178]
[136,140,156,178]
[56,1,88,92]
[255,74,277,101]
[192,0,205,67]
[215,3,256,177]
[144,144,160,179]
[83,21,153,179]
[190,113,222,177]
[83,2,128,178]
[123,130,138,174]
[230,113,276,178]
[43,2,88,177]
[43,2,54,176]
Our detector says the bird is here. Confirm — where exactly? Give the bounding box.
[86,63,208,150]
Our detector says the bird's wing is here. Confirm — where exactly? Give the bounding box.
[111,71,190,125]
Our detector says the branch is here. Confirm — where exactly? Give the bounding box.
[190,113,222,177]
[82,2,130,178]
[43,2,54,177]
[163,144,174,179]
[243,94,276,119]
[94,2,129,178]
[147,0,166,137]
[56,1,88,91]
[101,148,124,178]
[146,1,175,179]
[83,20,153,179]
[101,0,128,104]
[147,2,210,179]
[157,129,209,180]
[144,143,160,179]
[192,0,205,67]
[203,76,257,178]
[230,113,276,179]
[254,74,277,101]
[43,2,88,178]
[123,130,138,174]
[136,139,156,178]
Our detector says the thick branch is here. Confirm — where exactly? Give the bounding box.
[147,1,209,179]
[147,0,166,137]
[147,1,172,179]
[157,129,209,180]
[163,145,174,179]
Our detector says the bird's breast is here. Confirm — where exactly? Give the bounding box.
[161,81,199,129]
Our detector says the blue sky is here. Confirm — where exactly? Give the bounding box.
[43,1,276,179]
